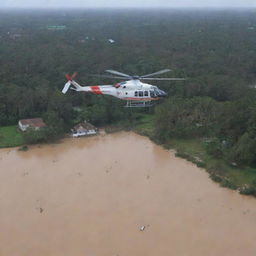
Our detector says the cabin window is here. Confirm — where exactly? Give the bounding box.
[144,91,148,96]
[135,91,138,96]
[150,90,155,98]
[139,91,143,97]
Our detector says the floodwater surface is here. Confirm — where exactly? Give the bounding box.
[0,132,256,256]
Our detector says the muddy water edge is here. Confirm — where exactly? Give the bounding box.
[0,132,256,256]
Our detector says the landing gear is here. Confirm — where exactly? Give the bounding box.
[124,100,153,108]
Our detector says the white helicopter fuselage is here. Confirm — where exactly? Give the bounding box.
[67,79,167,101]
[62,69,185,106]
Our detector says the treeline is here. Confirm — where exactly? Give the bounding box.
[155,93,256,166]
[0,9,256,165]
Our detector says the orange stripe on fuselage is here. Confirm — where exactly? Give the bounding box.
[90,86,102,95]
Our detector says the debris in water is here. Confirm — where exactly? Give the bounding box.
[140,226,146,231]
[36,206,44,213]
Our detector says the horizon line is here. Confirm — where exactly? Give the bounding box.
[0,6,256,9]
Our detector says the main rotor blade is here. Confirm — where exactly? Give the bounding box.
[141,69,172,78]
[105,69,131,78]
[141,77,186,81]
[90,74,129,80]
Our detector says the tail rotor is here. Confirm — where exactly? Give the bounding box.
[62,72,78,94]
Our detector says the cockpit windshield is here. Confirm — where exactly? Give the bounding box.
[150,87,167,98]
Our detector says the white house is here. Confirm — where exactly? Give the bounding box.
[18,118,46,132]
[71,121,98,137]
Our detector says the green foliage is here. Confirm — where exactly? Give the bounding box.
[23,126,64,144]
[155,96,219,141]
[43,111,65,141]
[228,132,256,165]
[1,10,256,193]
[209,173,223,183]
[0,126,24,148]
[196,161,206,168]
[220,178,238,190]
[239,185,256,196]
[205,138,223,159]
[44,111,64,131]
[210,173,237,190]
[23,128,47,144]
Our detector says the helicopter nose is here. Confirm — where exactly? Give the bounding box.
[159,89,167,97]
[162,91,168,97]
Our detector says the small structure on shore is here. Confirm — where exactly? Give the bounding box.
[71,121,98,137]
[18,118,46,132]
[108,39,115,43]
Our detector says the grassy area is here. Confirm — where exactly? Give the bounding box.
[167,138,256,189]
[133,114,256,196]
[105,113,155,135]
[0,126,25,148]
[133,114,155,137]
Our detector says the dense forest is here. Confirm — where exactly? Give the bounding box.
[1,8,256,193]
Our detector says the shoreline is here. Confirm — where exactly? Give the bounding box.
[132,127,256,198]
[1,122,256,198]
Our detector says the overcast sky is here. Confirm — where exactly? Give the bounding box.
[1,0,256,8]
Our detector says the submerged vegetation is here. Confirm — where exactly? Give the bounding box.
[1,9,256,194]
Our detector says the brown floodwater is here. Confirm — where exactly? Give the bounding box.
[0,132,256,256]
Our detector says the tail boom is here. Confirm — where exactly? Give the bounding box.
[62,73,114,96]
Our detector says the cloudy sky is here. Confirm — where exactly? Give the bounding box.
[1,0,256,8]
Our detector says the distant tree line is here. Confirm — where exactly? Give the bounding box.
[0,9,256,164]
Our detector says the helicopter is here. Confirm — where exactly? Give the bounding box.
[62,69,186,107]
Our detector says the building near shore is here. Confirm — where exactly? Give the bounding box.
[108,39,115,43]
[71,121,98,137]
[18,118,46,132]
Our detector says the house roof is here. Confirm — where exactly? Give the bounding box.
[73,121,96,131]
[19,118,46,128]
